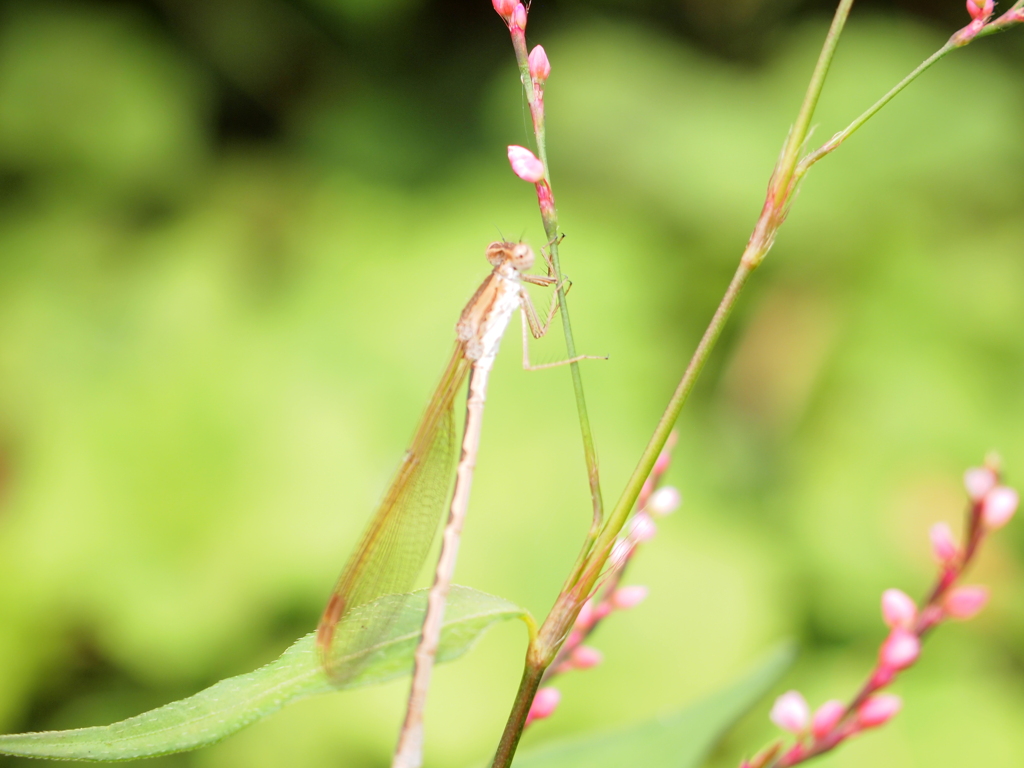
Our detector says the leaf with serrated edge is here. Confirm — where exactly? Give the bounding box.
[511,644,796,768]
[0,586,526,762]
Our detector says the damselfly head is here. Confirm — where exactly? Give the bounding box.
[486,241,535,271]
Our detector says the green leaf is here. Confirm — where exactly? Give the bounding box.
[0,586,527,762]
[511,643,795,768]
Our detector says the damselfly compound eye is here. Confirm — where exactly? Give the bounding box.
[509,243,535,270]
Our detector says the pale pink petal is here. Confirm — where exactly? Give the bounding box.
[611,585,649,610]
[857,694,901,728]
[811,700,846,738]
[881,589,917,629]
[528,45,551,82]
[964,466,997,501]
[770,691,809,734]
[649,486,682,516]
[944,585,989,619]
[570,646,603,669]
[929,522,959,564]
[507,145,544,183]
[879,629,920,671]
[982,486,1018,530]
[526,687,560,725]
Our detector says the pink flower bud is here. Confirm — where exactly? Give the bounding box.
[982,486,1018,530]
[770,691,809,734]
[881,589,917,629]
[879,628,921,670]
[653,450,672,476]
[629,513,657,543]
[857,694,902,728]
[526,687,560,725]
[638,478,654,510]
[511,2,527,30]
[492,0,517,21]
[507,145,544,183]
[649,486,682,516]
[528,45,551,83]
[930,522,959,564]
[964,466,997,501]
[812,700,846,738]
[609,537,632,567]
[944,585,989,619]
[575,600,595,630]
[570,645,603,670]
[611,585,649,610]
[966,0,994,21]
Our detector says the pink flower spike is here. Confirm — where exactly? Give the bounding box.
[881,589,918,629]
[570,645,603,670]
[982,486,1018,530]
[945,585,990,619]
[812,700,846,738]
[511,2,527,30]
[770,691,809,734]
[964,466,997,501]
[930,522,959,564]
[879,628,921,671]
[857,694,902,728]
[629,513,657,543]
[594,601,612,621]
[649,486,682,516]
[507,145,544,183]
[611,585,649,610]
[528,45,551,83]
[492,0,517,21]
[526,687,560,726]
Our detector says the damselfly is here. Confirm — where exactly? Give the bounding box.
[316,241,600,768]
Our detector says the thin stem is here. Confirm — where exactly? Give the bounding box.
[492,657,546,768]
[796,42,955,176]
[575,262,753,594]
[492,3,859,763]
[490,257,756,768]
[512,32,605,538]
[774,0,856,205]
[583,0,856,578]
[978,3,1024,37]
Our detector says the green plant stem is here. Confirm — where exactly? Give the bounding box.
[491,4,861,766]
[977,5,1024,37]
[573,260,754,596]
[511,32,605,538]
[581,0,855,572]
[491,650,546,768]
[796,42,955,176]
[773,0,856,207]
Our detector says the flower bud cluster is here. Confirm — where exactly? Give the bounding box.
[524,433,680,729]
[954,0,998,44]
[966,0,995,22]
[743,460,1016,768]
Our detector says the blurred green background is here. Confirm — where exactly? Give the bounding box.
[1,0,1023,766]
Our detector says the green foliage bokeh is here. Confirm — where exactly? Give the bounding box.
[0,1,1022,767]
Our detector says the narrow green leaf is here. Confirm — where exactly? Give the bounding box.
[511,643,796,768]
[0,586,527,762]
